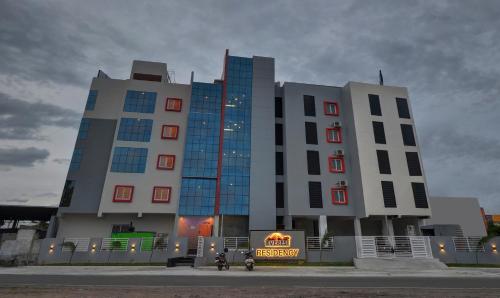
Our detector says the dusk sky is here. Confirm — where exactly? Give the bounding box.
[1,0,499,213]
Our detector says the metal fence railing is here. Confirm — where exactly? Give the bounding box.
[100,238,129,251]
[140,237,168,252]
[355,236,433,258]
[306,236,334,250]
[453,237,485,252]
[223,237,249,250]
[61,238,90,252]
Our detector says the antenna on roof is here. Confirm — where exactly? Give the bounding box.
[379,69,384,86]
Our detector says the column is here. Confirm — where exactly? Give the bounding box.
[354,218,362,236]
[213,215,220,237]
[319,215,328,238]
[382,216,394,236]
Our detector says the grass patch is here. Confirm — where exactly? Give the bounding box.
[254,261,353,267]
[447,263,500,268]
[42,263,167,266]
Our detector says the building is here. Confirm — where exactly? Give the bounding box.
[421,197,487,237]
[54,51,432,251]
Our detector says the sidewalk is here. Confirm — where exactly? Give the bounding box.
[1,265,500,278]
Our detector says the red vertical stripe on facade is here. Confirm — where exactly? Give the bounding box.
[214,49,229,215]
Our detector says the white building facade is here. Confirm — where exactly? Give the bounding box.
[55,52,432,250]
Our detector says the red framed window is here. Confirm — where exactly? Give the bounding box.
[165,98,182,112]
[152,186,171,203]
[157,154,175,170]
[328,156,345,173]
[332,187,348,205]
[113,185,134,202]
[326,127,342,143]
[161,125,179,139]
[324,101,339,116]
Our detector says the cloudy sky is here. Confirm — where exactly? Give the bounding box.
[0,0,499,213]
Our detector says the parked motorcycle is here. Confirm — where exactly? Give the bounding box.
[215,247,230,271]
[241,248,255,271]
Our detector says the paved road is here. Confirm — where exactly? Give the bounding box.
[1,274,499,289]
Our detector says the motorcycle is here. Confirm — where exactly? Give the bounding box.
[215,247,230,271]
[241,248,255,271]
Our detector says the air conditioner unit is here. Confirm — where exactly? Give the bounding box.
[335,149,344,156]
[337,180,348,187]
[331,121,341,127]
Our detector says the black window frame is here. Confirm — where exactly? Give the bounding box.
[275,123,283,146]
[276,152,284,175]
[276,182,284,208]
[275,97,283,118]
[303,95,316,116]
[308,181,323,208]
[376,150,392,174]
[412,182,429,208]
[405,152,422,176]
[305,122,318,145]
[401,124,416,146]
[369,94,382,116]
[396,97,411,119]
[307,150,321,175]
[372,121,386,144]
[381,181,397,208]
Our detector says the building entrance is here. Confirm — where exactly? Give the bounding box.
[177,216,214,255]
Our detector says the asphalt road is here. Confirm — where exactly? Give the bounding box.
[0,274,499,289]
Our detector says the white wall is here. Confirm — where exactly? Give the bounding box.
[83,64,191,216]
[426,196,487,236]
[346,82,432,218]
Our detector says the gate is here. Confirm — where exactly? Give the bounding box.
[356,236,433,258]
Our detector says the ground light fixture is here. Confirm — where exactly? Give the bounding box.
[439,243,445,252]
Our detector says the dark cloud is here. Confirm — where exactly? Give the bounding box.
[53,158,70,165]
[0,0,499,211]
[0,147,50,168]
[0,92,81,140]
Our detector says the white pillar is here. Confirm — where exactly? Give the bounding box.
[213,215,220,237]
[383,217,394,236]
[319,215,328,238]
[354,218,362,236]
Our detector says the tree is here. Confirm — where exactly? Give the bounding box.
[475,224,500,264]
[61,242,76,264]
[320,231,334,264]
[106,240,123,264]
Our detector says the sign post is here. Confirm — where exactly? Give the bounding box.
[250,230,306,260]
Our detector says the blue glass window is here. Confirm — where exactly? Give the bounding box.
[69,148,82,171]
[179,82,222,216]
[85,90,97,111]
[110,147,148,173]
[179,178,216,216]
[219,56,253,215]
[117,118,153,142]
[123,90,156,113]
[77,118,91,140]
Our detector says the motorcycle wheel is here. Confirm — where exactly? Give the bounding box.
[225,264,230,270]
[248,264,253,271]
[217,265,223,271]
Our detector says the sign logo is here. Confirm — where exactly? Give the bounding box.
[256,232,299,258]
[264,232,291,247]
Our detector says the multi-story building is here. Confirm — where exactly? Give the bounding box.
[55,51,431,251]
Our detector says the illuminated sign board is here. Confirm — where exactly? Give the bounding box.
[250,230,305,260]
